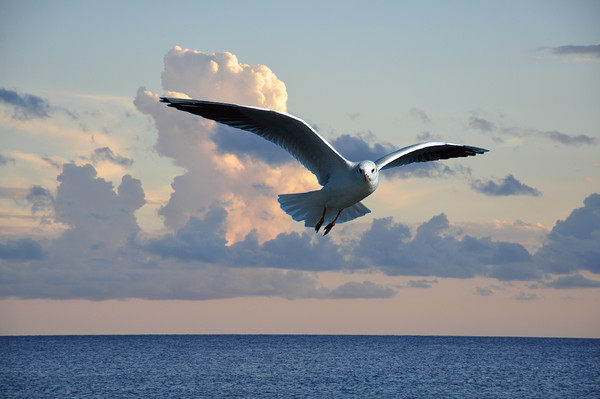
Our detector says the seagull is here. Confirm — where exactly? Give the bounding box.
[161,98,488,235]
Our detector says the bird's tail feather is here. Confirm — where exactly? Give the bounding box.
[338,201,371,224]
[278,191,371,228]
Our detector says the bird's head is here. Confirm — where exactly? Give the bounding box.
[356,161,379,185]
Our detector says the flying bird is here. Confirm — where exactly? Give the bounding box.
[161,98,488,235]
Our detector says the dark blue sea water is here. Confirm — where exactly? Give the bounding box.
[1,335,598,398]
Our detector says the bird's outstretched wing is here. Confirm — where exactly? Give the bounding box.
[160,98,350,185]
[375,142,488,171]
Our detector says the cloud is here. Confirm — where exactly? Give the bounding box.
[471,174,541,197]
[0,187,28,200]
[48,163,146,262]
[0,162,597,300]
[541,44,600,62]
[0,238,44,260]
[541,130,596,146]
[134,48,297,241]
[160,46,288,110]
[327,280,396,299]
[147,205,229,263]
[513,292,537,301]
[533,193,600,274]
[331,133,395,162]
[409,108,431,124]
[546,274,600,289]
[0,162,397,300]
[475,287,494,296]
[551,45,600,56]
[535,45,600,63]
[0,88,51,120]
[89,147,134,167]
[468,117,495,133]
[353,214,541,281]
[468,116,597,146]
[407,279,437,288]
[26,185,54,217]
[0,153,16,166]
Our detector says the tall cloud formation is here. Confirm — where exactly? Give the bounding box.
[134,47,297,242]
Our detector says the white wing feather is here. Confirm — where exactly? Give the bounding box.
[160,98,350,185]
[375,142,488,171]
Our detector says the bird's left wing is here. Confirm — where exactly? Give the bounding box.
[375,142,488,171]
[160,98,350,185]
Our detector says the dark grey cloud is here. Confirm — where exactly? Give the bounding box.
[150,207,347,272]
[546,274,600,289]
[0,238,44,260]
[407,279,437,288]
[0,88,51,120]
[328,280,396,299]
[468,116,597,146]
[26,185,54,215]
[533,193,600,274]
[89,147,134,167]
[471,174,541,197]
[147,205,229,262]
[331,133,395,162]
[542,130,596,146]
[354,214,539,281]
[550,45,600,57]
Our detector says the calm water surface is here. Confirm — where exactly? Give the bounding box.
[1,335,599,398]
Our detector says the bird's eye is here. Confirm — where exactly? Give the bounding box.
[371,168,375,173]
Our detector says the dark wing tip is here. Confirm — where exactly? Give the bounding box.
[160,97,180,107]
[468,146,489,155]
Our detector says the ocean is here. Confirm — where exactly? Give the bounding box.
[1,335,598,398]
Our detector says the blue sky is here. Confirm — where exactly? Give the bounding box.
[1,1,599,336]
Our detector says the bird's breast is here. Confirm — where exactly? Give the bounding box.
[322,175,378,208]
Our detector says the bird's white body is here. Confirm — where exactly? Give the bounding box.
[279,160,379,230]
[161,98,488,235]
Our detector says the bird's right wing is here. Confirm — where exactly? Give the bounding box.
[160,98,350,185]
[375,142,488,171]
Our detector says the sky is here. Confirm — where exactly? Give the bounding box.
[1,0,599,337]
